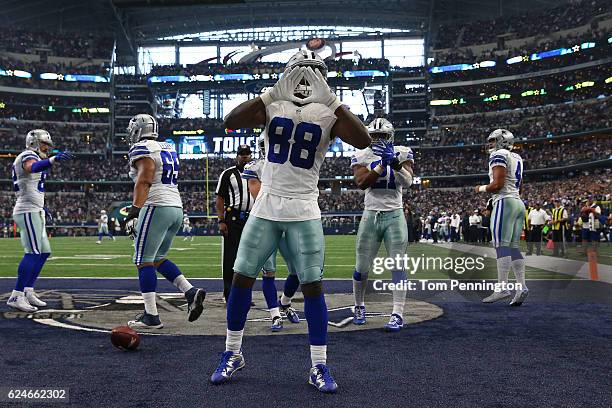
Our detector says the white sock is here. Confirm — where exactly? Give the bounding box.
[511,259,527,290]
[11,290,24,298]
[142,292,158,315]
[226,329,244,353]
[353,279,367,307]
[269,307,281,319]
[24,287,34,293]
[172,275,193,293]
[310,345,327,367]
[496,256,511,290]
[280,294,292,307]
[392,289,406,318]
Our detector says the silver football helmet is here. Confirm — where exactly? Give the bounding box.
[126,114,158,146]
[367,118,394,143]
[286,50,328,98]
[258,137,266,158]
[25,129,53,158]
[487,129,514,153]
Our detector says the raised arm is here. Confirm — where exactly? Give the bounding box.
[224,98,267,130]
[331,105,371,149]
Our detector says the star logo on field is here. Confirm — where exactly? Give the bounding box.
[572,45,580,52]
[271,73,278,79]
[253,74,261,79]
[57,74,64,81]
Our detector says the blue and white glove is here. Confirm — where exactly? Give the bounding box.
[50,151,75,163]
[371,140,395,167]
[43,207,53,224]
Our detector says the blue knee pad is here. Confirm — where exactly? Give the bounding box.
[353,270,368,281]
[262,276,278,309]
[138,265,157,293]
[227,285,253,331]
[304,294,328,346]
[283,274,300,298]
[156,259,182,283]
[495,247,512,259]
[15,254,39,292]
[510,248,523,260]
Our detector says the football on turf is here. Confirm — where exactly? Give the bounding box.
[111,326,140,351]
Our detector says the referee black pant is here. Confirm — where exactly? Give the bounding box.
[222,217,247,301]
[527,225,543,255]
[552,227,565,256]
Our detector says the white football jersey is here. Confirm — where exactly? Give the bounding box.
[128,140,182,208]
[242,159,264,181]
[488,149,523,203]
[100,214,108,225]
[183,216,190,226]
[12,150,45,215]
[350,146,413,211]
[251,100,337,221]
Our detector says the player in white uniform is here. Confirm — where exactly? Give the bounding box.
[242,137,301,331]
[351,118,414,331]
[210,51,371,393]
[122,114,206,328]
[182,214,194,241]
[7,130,74,312]
[475,129,528,306]
[96,210,115,244]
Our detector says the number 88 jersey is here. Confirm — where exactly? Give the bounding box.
[128,140,182,207]
[253,100,337,221]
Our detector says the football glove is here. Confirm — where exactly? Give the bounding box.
[43,207,53,224]
[50,151,75,163]
[300,68,343,110]
[371,140,396,167]
[124,205,141,240]
[260,67,305,106]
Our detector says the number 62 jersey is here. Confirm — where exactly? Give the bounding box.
[128,140,182,207]
[252,100,337,221]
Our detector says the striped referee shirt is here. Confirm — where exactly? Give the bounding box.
[215,166,252,213]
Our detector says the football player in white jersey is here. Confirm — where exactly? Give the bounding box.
[210,51,371,393]
[96,210,115,244]
[7,129,74,312]
[351,118,414,331]
[475,129,528,306]
[123,114,206,328]
[182,214,194,241]
[242,137,301,331]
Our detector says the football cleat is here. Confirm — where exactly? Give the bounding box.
[210,351,245,384]
[271,316,283,332]
[353,305,366,325]
[384,313,404,332]
[509,288,529,307]
[482,290,512,303]
[25,291,47,307]
[308,364,338,394]
[280,302,300,324]
[185,288,206,322]
[96,241,101,245]
[7,296,37,312]
[128,312,163,329]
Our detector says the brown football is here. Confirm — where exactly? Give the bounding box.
[110,326,140,351]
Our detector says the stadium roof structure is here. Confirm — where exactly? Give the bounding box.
[2,0,569,60]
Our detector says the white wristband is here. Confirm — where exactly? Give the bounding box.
[260,91,273,107]
[373,164,385,175]
[478,185,487,193]
[49,156,56,165]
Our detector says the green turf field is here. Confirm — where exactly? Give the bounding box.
[1,235,604,279]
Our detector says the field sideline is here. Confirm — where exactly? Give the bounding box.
[1,235,606,279]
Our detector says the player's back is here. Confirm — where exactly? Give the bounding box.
[128,140,182,208]
[12,150,45,215]
[488,148,523,202]
[260,100,336,199]
[100,214,108,224]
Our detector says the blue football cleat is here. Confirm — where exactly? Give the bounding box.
[280,302,300,324]
[271,316,283,332]
[384,313,404,332]
[308,364,338,394]
[185,287,206,322]
[128,312,163,329]
[353,305,366,325]
[210,351,245,384]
